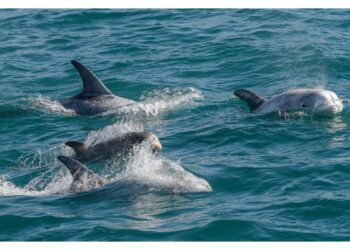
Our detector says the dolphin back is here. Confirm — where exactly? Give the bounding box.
[234,89,265,112]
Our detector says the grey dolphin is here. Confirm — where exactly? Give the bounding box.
[65,131,162,163]
[60,60,136,115]
[234,88,343,115]
[57,155,105,192]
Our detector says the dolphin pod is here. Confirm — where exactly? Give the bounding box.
[59,60,344,117]
[54,62,343,193]
[53,60,211,193]
[234,88,343,115]
[20,60,346,194]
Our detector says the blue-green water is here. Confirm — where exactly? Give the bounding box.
[1,9,350,241]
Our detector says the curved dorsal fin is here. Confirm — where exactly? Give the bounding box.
[234,89,265,112]
[57,155,93,181]
[57,155,106,186]
[65,141,85,155]
[71,60,112,97]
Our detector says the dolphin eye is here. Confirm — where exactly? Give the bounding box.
[302,104,307,108]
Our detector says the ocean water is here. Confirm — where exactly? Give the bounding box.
[1,9,350,241]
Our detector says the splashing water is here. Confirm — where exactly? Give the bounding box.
[115,143,212,193]
[0,144,74,196]
[0,140,212,196]
[28,95,76,116]
[17,144,72,171]
[84,119,144,147]
[102,87,203,117]
[0,177,35,196]
[0,87,209,196]
[0,167,72,196]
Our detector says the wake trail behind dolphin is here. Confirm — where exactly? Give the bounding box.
[28,87,203,117]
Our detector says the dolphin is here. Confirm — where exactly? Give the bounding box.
[57,155,106,192]
[59,60,136,115]
[65,132,162,163]
[234,88,343,115]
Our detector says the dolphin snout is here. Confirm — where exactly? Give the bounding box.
[151,138,162,152]
[334,99,344,113]
[142,132,162,152]
[325,92,343,113]
[315,100,343,114]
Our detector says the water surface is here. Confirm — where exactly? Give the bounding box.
[1,9,350,241]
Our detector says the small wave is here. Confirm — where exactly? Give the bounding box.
[0,168,72,197]
[0,177,34,196]
[0,145,74,196]
[27,95,76,116]
[101,87,203,117]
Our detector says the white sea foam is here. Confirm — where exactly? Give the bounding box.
[28,87,202,117]
[0,168,72,196]
[28,95,76,115]
[116,143,212,193]
[84,119,144,147]
[101,87,203,117]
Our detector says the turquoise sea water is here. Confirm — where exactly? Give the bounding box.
[1,9,350,241]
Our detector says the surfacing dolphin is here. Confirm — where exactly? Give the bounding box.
[65,132,162,163]
[234,88,343,115]
[60,60,136,115]
[57,155,105,192]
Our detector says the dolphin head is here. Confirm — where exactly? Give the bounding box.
[125,132,162,152]
[144,132,163,152]
[299,90,343,114]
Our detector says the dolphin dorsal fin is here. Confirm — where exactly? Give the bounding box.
[234,89,265,112]
[71,60,112,97]
[57,155,91,181]
[65,141,85,155]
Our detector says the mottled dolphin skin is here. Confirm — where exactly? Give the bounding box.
[65,132,162,163]
[234,88,343,115]
[60,60,136,115]
[57,155,105,192]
